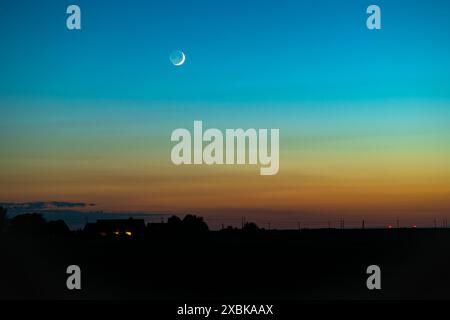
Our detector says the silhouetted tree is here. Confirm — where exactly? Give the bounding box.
[243,222,259,232]
[9,213,47,235]
[47,220,71,236]
[182,214,209,233]
[0,206,7,232]
[165,215,183,234]
[167,215,182,225]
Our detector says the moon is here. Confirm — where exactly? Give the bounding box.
[170,50,185,66]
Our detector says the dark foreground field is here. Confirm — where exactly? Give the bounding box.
[1,229,450,300]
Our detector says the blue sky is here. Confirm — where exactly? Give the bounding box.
[1,0,449,103]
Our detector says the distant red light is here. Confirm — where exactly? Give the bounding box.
[412,225,417,228]
[388,225,393,229]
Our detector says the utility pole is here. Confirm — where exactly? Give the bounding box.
[362,219,365,230]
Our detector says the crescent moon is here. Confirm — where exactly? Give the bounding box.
[174,52,185,66]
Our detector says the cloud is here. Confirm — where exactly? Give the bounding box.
[0,201,95,212]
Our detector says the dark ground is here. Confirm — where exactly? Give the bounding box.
[1,228,450,300]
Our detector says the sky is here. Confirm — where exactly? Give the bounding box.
[1,0,450,228]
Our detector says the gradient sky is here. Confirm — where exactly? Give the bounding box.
[1,0,450,228]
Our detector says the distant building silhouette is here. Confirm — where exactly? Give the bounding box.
[84,218,145,238]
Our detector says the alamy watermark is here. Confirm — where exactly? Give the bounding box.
[170,121,279,175]
[65,4,381,31]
